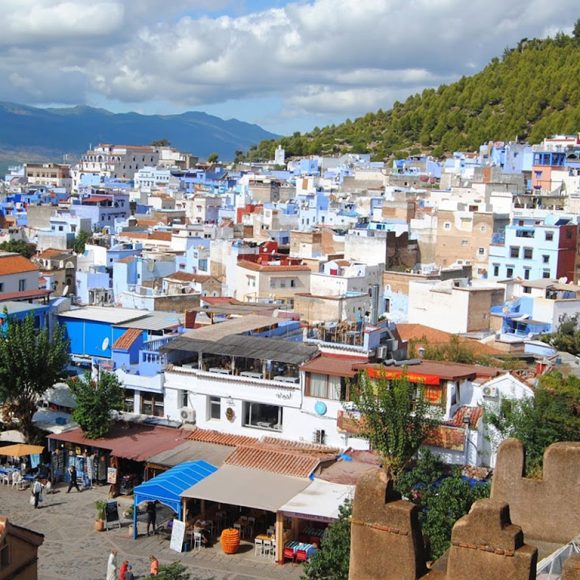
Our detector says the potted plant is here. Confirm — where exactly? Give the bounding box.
[95,500,107,532]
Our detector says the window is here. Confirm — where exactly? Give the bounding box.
[306,373,345,401]
[566,230,573,240]
[243,402,283,431]
[480,225,487,233]
[523,248,533,260]
[208,396,221,420]
[542,255,550,264]
[493,264,499,277]
[542,270,551,279]
[523,268,531,280]
[384,298,391,313]
[124,389,135,413]
[290,279,296,288]
[509,247,519,258]
[140,392,164,417]
[247,276,256,288]
[478,247,485,256]
[0,283,3,293]
[506,267,514,278]
[18,279,26,291]
[461,240,469,246]
[443,222,451,231]
[523,286,531,294]
[545,231,554,241]
[180,390,188,408]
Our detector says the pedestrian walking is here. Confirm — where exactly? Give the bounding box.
[149,555,159,576]
[119,560,129,580]
[125,564,134,580]
[146,500,158,536]
[31,478,43,509]
[106,550,118,580]
[66,464,81,493]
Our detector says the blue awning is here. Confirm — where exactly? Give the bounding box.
[132,460,217,539]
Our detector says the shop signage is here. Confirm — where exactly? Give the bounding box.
[107,467,117,484]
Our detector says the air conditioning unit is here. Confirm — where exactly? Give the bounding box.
[179,408,196,424]
[376,345,388,360]
[482,386,498,398]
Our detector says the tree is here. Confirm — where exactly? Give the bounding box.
[151,139,171,147]
[0,315,69,442]
[147,562,190,579]
[484,371,580,475]
[0,239,36,259]
[68,371,124,439]
[396,450,490,560]
[538,314,580,355]
[72,230,91,255]
[207,152,219,164]
[574,18,580,42]
[421,472,489,559]
[303,499,352,580]
[347,370,439,478]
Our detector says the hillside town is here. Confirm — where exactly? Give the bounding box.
[0,135,579,578]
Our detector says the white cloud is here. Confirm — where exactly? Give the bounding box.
[0,0,577,132]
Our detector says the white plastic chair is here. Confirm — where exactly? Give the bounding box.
[0,472,10,486]
[11,472,21,488]
[263,540,272,558]
[271,539,277,561]
[254,538,263,557]
[193,531,203,551]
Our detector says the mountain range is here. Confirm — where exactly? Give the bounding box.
[0,102,278,165]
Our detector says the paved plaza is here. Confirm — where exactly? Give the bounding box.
[1,481,304,579]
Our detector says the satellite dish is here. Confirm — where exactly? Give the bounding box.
[102,337,110,351]
[61,285,69,297]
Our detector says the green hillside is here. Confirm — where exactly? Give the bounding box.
[245,27,580,161]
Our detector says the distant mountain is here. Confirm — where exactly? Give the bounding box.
[0,102,279,163]
[245,29,580,161]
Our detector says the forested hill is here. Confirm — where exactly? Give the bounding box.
[245,30,580,161]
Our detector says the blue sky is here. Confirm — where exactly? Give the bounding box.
[0,0,576,136]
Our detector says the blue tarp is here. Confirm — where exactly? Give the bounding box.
[132,460,217,540]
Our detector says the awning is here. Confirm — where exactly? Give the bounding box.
[146,441,233,469]
[0,430,26,444]
[163,334,318,365]
[278,480,355,523]
[180,465,311,512]
[48,423,187,462]
[133,460,217,528]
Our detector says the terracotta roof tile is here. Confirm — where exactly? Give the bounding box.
[116,256,137,264]
[165,271,211,283]
[446,405,484,429]
[238,260,310,273]
[396,323,503,356]
[37,248,71,259]
[301,353,367,378]
[261,437,341,457]
[187,429,257,447]
[0,255,39,276]
[112,328,142,351]
[225,445,320,478]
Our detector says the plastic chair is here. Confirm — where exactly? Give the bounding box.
[246,517,255,537]
[254,538,263,557]
[295,549,308,563]
[263,540,272,558]
[271,539,277,561]
[193,531,203,551]
[11,472,21,488]
[0,473,10,486]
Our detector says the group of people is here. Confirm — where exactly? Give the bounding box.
[107,550,158,579]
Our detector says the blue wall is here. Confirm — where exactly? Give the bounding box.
[62,318,126,358]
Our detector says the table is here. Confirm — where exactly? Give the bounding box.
[273,376,299,384]
[240,371,263,379]
[209,367,232,375]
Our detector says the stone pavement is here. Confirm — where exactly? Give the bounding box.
[0,482,304,579]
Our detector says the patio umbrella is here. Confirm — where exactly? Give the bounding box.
[0,443,44,457]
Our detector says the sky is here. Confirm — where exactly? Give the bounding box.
[0,0,577,136]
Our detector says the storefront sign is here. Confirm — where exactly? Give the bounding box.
[107,467,117,484]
